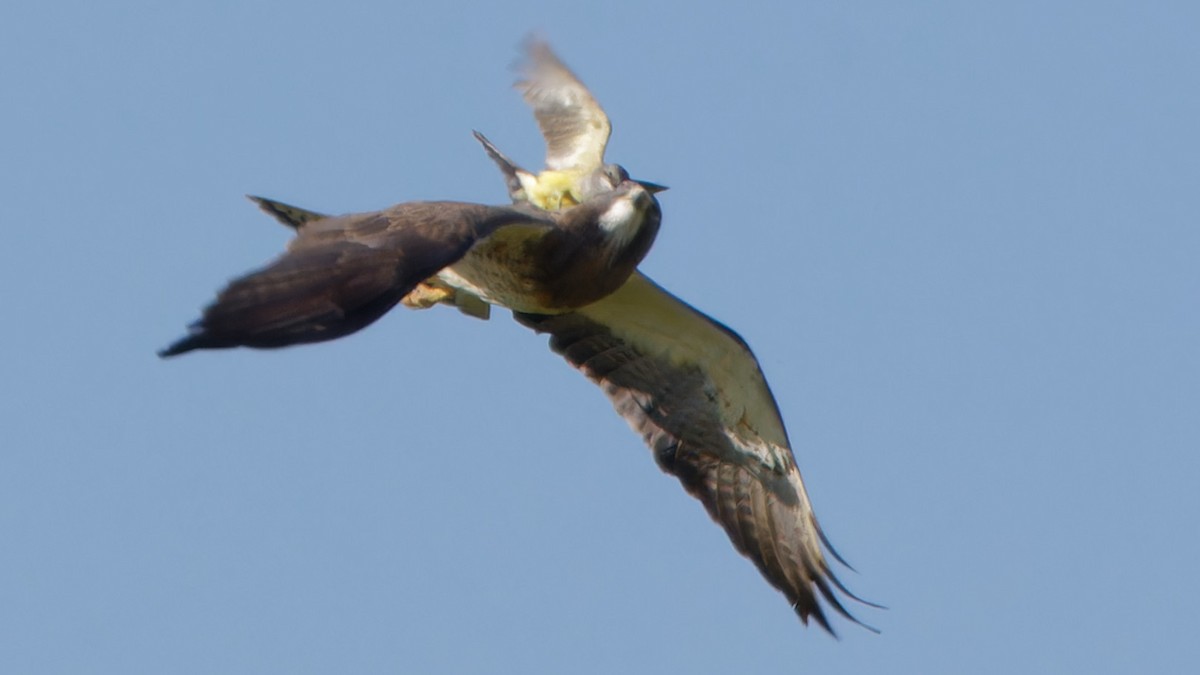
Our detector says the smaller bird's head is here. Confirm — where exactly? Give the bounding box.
[581,163,668,202]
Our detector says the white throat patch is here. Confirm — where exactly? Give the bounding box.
[597,192,643,249]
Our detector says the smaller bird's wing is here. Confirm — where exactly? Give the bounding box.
[160,202,547,357]
[514,273,873,633]
[516,39,612,173]
[246,195,329,230]
[472,130,529,203]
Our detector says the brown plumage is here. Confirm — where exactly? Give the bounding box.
[162,37,876,634]
[160,184,661,357]
[515,273,877,633]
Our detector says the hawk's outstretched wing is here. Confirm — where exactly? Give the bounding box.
[515,272,874,632]
[161,202,545,357]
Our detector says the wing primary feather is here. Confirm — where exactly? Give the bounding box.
[817,525,858,572]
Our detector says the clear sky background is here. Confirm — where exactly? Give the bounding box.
[2,2,1197,673]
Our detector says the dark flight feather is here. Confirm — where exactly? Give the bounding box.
[160,202,543,357]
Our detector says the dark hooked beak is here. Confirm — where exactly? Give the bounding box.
[634,179,668,194]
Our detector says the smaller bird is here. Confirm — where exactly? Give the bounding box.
[475,38,663,211]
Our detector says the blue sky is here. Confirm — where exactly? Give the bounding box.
[2,2,1197,673]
